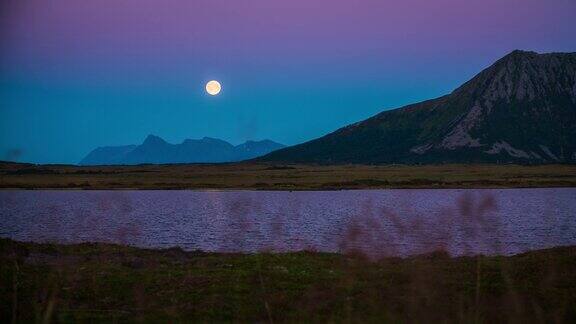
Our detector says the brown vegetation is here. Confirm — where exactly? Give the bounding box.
[1,162,575,190]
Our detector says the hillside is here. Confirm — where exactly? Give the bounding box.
[259,50,576,164]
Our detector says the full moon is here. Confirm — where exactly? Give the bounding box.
[205,80,221,95]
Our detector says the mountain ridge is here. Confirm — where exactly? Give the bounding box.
[80,136,285,165]
[258,50,576,164]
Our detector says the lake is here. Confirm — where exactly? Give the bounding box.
[1,189,575,257]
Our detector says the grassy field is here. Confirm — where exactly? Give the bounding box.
[1,161,575,189]
[1,239,575,322]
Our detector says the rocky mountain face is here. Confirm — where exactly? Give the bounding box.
[259,50,576,164]
[79,135,285,165]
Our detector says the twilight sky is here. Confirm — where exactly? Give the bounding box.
[1,0,575,163]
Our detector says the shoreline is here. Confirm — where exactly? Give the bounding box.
[2,238,575,258]
[1,185,576,191]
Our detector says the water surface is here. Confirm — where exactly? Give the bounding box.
[1,189,574,257]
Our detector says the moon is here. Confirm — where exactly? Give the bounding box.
[205,80,221,95]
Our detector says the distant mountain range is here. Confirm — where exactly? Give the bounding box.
[79,135,285,165]
[258,50,576,164]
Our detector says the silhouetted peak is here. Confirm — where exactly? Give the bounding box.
[142,134,168,146]
[258,50,576,164]
[505,49,538,58]
[201,136,225,142]
[452,50,576,99]
[239,139,283,146]
[235,140,286,155]
[81,135,284,165]
[181,137,234,149]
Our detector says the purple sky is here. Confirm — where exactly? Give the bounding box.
[1,0,575,163]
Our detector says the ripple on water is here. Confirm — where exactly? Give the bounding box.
[0,188,575,257]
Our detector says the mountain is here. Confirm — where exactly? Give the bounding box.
[79,136,285,165]
[235,140,289,161]
[258,50,576,164]
[78,145,137,166]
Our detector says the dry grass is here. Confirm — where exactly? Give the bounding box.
[1,162,575,190]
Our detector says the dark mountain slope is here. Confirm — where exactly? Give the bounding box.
[258,50,576,164]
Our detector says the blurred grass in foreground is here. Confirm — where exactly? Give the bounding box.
[1,239,575,323]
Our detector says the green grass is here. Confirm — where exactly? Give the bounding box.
[1,239,575,322]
